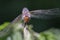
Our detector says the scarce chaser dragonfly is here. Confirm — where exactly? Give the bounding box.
[0,7,60,37]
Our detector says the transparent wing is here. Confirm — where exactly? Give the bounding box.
[30,8,60,19]
[0,14,22,37]
[12,14,22,23]
[10,8,60,23]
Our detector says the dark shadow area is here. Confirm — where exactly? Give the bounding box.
[29,16,60,33]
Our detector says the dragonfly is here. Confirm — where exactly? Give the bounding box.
[0,7,60,38]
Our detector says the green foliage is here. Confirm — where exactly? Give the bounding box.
[0,22,10,30]
[0,22,60,40]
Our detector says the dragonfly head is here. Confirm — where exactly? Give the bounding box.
[22,7,31,20]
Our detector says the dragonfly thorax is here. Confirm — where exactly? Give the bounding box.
[24,16,29,23]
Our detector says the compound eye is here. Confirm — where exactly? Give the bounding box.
[22,8,29,14]
[22,7,31,18]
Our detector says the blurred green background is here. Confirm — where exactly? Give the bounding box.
[0,0,60,32]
